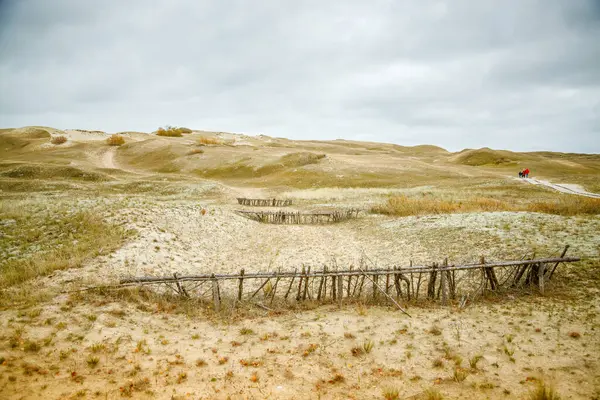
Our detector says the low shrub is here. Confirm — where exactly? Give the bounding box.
[197,136,222,145]
[51,136,67,145]
[106,134,125,146]
[156,126,187,137]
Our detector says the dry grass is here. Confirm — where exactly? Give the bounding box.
[372,194,600,217]
[0,200,130,289]
[106,134,125,146]
[50,136,67,145]
[156,126,187,137]
[527,382,561,400]
[197,136,222,145]
[186,148,204,156]
[1,165,108,182]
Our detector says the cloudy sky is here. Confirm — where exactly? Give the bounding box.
[0,1,598,152]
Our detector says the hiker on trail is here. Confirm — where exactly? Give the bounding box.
[518,170,523,178]
[524,168,530,178]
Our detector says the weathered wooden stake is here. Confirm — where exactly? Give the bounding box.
[238,269,245,301]
[385,273,390,295]
[211,274,220,312]
[332,275,337,300]
[441,259,448,306]
[296,266,305,301]
[317,267,325,300]
[270,271,281,305]
[347,266,353,297]
[538,263,546,295]
[337,273,343,307]
[548,245,569,280]
[302,266,310,300]
[251,278,271,298]
[373,274,379,301]
[284,268,297,300]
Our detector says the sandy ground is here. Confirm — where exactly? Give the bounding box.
[46,198,599,283]
[0,287,598,399]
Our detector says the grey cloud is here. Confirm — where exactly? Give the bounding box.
[0,0,599,152]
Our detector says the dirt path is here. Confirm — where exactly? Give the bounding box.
[100,147,117,169]
[523,177,600,199]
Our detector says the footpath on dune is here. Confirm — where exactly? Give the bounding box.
[521,177,600,199]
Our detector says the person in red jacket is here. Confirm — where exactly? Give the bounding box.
[524,168,530,178]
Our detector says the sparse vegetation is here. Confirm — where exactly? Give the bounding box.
[106,134,125,146]
[187,148,204,155]
[453,367,468,382]
[527,382,561,400]
[156,126,186,137]
[424,388,444,400]
[0,201,130,289]
[469,354,483,370]
[239,328,254,335]
[373,194,600,217]
[51,135,68,145]
[363,340,374,354]
[382,387,400,400]
[197,136,222,145]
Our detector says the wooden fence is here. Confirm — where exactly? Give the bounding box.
[236,209,360,224]
[119,247,578,315]
[237,198,293,207]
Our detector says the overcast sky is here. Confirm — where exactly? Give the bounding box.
[0,1,599,152]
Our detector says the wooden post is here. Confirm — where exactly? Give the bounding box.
[284,269,297,300]
[251,278,271,298]
[173,273,189,298]
[317,267,326,300]
[538,263,546,295]
[211,274,220,312]
[373,274,379,301]
[337,272,343,307]
[385,273,390,295]
[332,275,337,300]
[347,266,353,297]
[427,263,437,299]
[441,259,448,306]
[238,269,245,301]
[270,271,281,305]
[548,245,569,280]
[296,266,305,301]
[356,265,411,317]
[394,266,401,298]
[302,266,310,300]
[358,265,367,297]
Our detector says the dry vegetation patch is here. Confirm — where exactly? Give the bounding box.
[106,134,125,146]
[372,194,600,217]
[0,200,131,289]
[50,135,67,145]
[156,126,191,137]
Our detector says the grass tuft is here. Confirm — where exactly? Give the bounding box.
[382,388,400,400]
[527,382,561,400]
